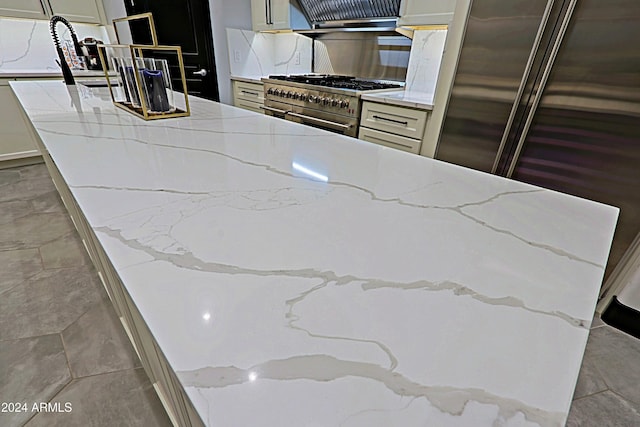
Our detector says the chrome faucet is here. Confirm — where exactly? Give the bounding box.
[49,15,85,85]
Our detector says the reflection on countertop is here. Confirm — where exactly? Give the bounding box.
[0,69,115,79]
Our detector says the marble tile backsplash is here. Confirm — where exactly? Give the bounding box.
[405,29,448,95]
[226,28,312,78]
[0,17,109,71]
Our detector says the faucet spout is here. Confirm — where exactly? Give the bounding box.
[50,15,84,85]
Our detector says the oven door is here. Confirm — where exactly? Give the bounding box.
[262,100,290,120]
[287,105,358,137]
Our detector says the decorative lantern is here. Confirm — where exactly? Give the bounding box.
[97,13,190,120]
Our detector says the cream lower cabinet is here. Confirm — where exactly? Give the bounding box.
[232,79,265,113]
[0,79,40,168]
[358,101,429,154]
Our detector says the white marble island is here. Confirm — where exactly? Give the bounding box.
[10,80,618,427]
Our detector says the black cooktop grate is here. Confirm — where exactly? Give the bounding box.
[268,74,402,91]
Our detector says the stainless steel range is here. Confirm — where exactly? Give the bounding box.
[261,74,402,137]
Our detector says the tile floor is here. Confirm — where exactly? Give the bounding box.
[1,163,640,427]
[0,164,171,427]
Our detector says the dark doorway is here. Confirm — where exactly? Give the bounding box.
[124,0,219,101]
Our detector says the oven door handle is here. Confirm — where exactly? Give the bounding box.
[262,105,289,115]
[286,112,352,130]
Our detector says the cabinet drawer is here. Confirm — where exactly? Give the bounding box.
[361,101,428,139]
[359,127,422,154]
[233,81,264,103]
[235,99,264,114]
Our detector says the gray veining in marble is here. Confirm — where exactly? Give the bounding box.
[226,28,312,78]
[0,248,42,295]
[567,391,640,427]
[0,20,37,67]
[178,354,565,426]
[44,111,601,272]
[0,334,71,427]
[44,115,604,269]
[0,17,108,71]
[24,368,172,427]
[62,300,141,378]
[96,223,592,330]
[10,81,623,427]
[0,266,106,340]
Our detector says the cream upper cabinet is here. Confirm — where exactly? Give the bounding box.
[398,0,457,26]
[0,0,48,20]
[251,0,290,31]
[47,0,102,24]
[0,0,103,23]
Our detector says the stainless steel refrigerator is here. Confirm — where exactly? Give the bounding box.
[434,0,640,326]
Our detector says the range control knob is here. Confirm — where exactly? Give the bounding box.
[331,99,339,107]
[267,88,274,95]
[274,89,281,96]
[300,94,308,101]
[308,95,316,103]
[343,100,350,109]
[322,97,330,106]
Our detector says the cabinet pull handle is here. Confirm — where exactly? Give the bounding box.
[287,112,352,130]
[372,115,409,126]
[262,106,289,115]
[265,0,273,25]
[241,90,260,96]
[39,0,49,14]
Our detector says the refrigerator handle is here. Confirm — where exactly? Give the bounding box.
[491,0,557,175]
[505,0,579,178]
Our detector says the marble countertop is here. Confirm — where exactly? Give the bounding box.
[10,80,618,427]
[360,90,435,110]
[230,75,265,84]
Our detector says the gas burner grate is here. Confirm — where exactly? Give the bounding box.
[268,74,402,91]
[325,80,403,90]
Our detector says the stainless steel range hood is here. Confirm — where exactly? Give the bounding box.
[297,0,401,29]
